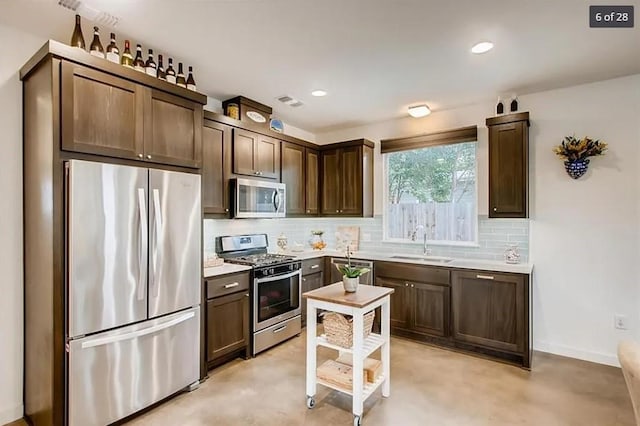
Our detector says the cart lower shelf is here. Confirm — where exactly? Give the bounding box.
[317,374,386,400]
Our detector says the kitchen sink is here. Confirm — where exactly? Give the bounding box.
[389,255,454,263]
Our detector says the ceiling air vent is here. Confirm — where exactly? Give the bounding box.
[277,95,304,108]
[58,0,120,27]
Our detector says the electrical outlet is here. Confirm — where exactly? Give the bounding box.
[615,314,628,330]
[362,233,371,242]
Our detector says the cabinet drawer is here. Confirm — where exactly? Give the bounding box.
[302,257,324,275]
[206,272,250,299]
[375,261,450,285]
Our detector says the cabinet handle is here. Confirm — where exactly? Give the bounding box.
[493,207,498,212]
[476,274,495,280]
[336,210,339,213]
[146,155,152,160]
[137,154,143,159]
[225,208,229,212]
[245,293,249,297]
[302,278,306,282]
[310,265,319,269]
[224,282,240,288]
[405,283,408,287]
[411,284,414,288]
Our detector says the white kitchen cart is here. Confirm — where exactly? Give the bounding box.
[304,283,394,426]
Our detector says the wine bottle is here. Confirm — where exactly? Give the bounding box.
[106,33,120,64]
[510,94,518,112]
[121,40,134,68]
[496,97,504,115]
[89,26,105,58]
[133,44,145,72]
[166,58,176,84]
[145,49,157,77]
[157,55,166,81]
[176,62,187,88]
[70,14,85,50]
[186,66,196,91]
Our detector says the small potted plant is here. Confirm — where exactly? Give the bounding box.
[335,246,370,293]
[553,135,608,179]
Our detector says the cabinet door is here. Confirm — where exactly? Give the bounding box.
[489,121,527,218]
[306,149,319,215]
[61,61,144,160]
[410,282,450,337]
[256,134,280,179]
[144,88,202,168]
[452,271,524,353]
[375,276,409,331]
[202,120,232,215]
[301,272,323,326]
[340,146,363,215]
[207,291,249,362]
[232,128,258,176]
[320,149,341,215]
[281,142,305,215]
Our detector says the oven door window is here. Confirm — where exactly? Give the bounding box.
[257,273,300,323]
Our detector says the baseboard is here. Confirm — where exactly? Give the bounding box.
[0,404,23,425]
[535,340,620,367]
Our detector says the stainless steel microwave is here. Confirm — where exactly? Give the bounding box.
[232,178,286,218]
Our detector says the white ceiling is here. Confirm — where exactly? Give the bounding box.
[2,0,639,133]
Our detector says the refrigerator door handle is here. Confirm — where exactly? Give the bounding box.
[137,188,148,301]
[151,188,163,298]
[80,310,195,349]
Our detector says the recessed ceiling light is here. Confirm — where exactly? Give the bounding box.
[471,41,494,54]
[408,104,431,118]
[311,90,327,97]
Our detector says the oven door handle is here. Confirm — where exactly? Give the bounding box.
[255,269,301,284]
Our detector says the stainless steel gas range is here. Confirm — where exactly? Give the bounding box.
[216,234,302,355]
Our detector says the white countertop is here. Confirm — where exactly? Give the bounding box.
[204,263,252,278]
[285,249,533,274]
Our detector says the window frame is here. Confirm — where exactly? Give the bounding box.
[381,141,480,247]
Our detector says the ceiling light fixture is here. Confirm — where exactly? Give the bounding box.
[311,90,327,97]
[471,41,494,54]
[408,104,431,118]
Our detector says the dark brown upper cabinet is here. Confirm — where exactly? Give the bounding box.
[232,128,280,179]
[202,119,232,216]
[61,60,203,168]
[320,139,374,217]
[486,112,530,218]
[280,142,320,216]
[305,149,319,215]
[451,270,525,354]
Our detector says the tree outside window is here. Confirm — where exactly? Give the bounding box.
[384,142,477,243]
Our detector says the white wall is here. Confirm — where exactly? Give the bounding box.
[317,74,640,366]
[0,24,46,424]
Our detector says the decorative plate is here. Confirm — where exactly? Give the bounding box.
[270,118,284,133]
[246,110,267,123]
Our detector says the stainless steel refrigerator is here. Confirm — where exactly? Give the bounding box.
[65,160,201,426]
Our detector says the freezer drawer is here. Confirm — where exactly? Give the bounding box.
[68,307,200,426]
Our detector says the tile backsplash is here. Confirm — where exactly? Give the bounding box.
[204,215,529,262]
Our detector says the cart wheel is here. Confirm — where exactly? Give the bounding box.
[353,415,361,426]
[306,396,315,409]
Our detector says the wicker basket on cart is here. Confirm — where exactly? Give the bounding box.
[323,311,375,348]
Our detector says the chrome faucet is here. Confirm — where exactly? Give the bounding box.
[411,225,432,256]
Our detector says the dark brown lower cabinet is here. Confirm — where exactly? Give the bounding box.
[301,271,323,327]
[206,290,249,366]
[451,271,525,353]
[375,262,450,338]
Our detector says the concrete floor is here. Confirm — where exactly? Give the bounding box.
[123,330,634,426]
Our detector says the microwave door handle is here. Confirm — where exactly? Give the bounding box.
[272,190,280,212]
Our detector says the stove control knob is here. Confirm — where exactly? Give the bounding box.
[269,268,275,275]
